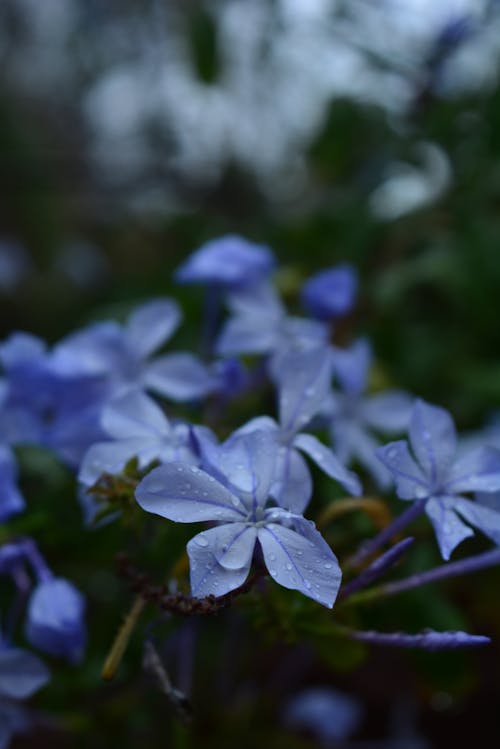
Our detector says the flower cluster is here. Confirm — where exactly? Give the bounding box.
[2,235,500,741]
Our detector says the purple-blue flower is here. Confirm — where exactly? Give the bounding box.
[135,430,342,607]
[326,339,413,488]
[25,577,86,663]
[229,347,361,513]
[0,645,50,700]
[216,280,330,372]
[79,389,199,487]
[301,264,358,321]
[0,446,25,522]
[377,399,500,559]
[175,235,275,288]
[0,642,50,749]
[283,687,362,744]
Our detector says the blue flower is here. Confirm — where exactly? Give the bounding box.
[301,264,358,321]
[0,645,50,700]
[0,446,25,522]
[227,347,361,513]
[0,643,50,749]
[327,339,413,488]
[216,280,330,372]
[135,430,342,607]
[25,578,86,663]
[283,687,362,744]
[79,389,200,488]
[175,235,275,288]
[49,298,220,405]
[377,399,500,559]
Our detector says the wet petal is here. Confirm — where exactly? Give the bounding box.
[409,400,457,484]
[425,497,474,560]
[207,430,278,508]
[187,524,255,597]
[294,433,361,496]
[453,497,500,546]
[444,446,500,494]
[278,347,332,434]
[272,446,312,514]
[376,440,429,499]
[258,522,341,608]
[135,462,246,522]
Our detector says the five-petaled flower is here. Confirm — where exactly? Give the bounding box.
[377,399,500,559]
[135,430,342,607]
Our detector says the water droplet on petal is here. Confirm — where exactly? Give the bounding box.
[285,563,293,571]
[324,562,332,569]
[304,579,312,590]
[196,534,209,547]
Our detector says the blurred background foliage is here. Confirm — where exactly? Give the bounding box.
[2,1,500,747]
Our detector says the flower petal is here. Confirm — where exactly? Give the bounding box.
[144,353,217,401]
[278,347,332,435]
[126,298,181,358]
[135,463,246,522]
[79,439,148,486]
[376,440,428,499]
[453,497,500,546]
[294,433,361,496]
[272,446,312,514]
[425,496,474,560]
[205,430,278,508]
[187,524,256,597]
[101,389,170,440]
[332,338,371,395]
[216,316,278,357]
[0,445,25,521]
[0,648,50,699]
[360,391,413,433]
[258,522,342,608]
[444,446,500,494]
[409,400,457,484]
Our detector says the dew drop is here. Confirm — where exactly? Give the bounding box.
[304,579,312,590]
[324,562,332,569]
[269,553,277,562]
[196,534,209,547]
[269,569,278,577]
[285,563,293,571]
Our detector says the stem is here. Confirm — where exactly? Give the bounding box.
[102,596,146,680]
[345,499,427,569]
[340,547,500,608]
